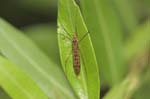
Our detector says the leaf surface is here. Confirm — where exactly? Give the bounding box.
[0,18,76,99]
[0,56,48,99]
[80,0,125,86]
[58,0,100,99]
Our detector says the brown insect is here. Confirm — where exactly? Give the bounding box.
[59,24,88,76]
[72,33,80,76]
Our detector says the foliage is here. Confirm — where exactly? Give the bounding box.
[0,0,149,99]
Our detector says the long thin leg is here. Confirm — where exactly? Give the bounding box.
[74,10,78,35]
[79,32,90,43]
[74,8,89,43]
[58,32,72,41]
[64,50,72,72]
[59,23,72,38]
[79,50,88,78]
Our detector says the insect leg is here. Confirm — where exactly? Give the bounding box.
[79,50,88,78]
[58,32,72,41]
[79,31,90,43]
[64,50,72,72]
[59,23,72,38]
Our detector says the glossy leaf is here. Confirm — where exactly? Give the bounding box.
[58,0,100,99]
[0,18,76,99]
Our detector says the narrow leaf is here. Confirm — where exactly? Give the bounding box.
[0,56,48,99]
[80,0,124,86]
[0,18,76,99]
[58,0,100,99]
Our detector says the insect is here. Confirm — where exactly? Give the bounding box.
[59,24,88,76]
[72,33,80,76]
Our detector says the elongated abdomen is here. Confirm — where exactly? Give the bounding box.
[72,35,80,76]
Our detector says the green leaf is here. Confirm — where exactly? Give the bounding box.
[0,56,48,99]
[23,24,60,65]
[80,0,125,86]
[0,18,76,99]
[125,20,150,61]
[58,0,100,99]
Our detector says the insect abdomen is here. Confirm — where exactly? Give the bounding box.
[72,35,80,76]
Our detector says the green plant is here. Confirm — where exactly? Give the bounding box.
[0,0,149,99]
[58,0,99,98]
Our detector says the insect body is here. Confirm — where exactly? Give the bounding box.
[72,33,80,76]
[59,24,88,76]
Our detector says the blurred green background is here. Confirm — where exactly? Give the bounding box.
[0,0,58,98]
[0,0,60,63]
[0,0,57,27]
[0,0,149,99]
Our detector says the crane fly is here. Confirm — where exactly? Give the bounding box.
[72,33,80,76]
[59,24,89,76]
